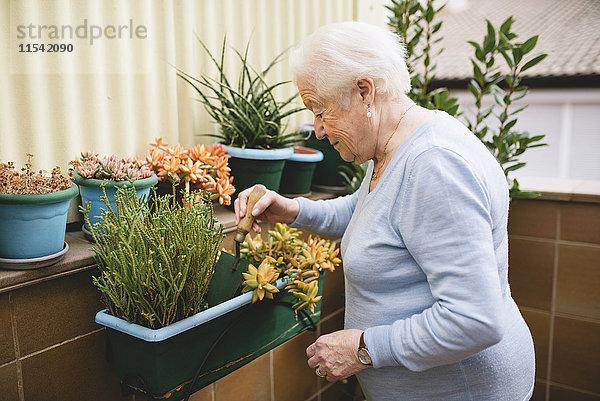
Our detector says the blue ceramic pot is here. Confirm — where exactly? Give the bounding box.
[73,172,158,229]
[0,184,79,259]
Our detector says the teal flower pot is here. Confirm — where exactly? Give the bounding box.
[222,145,293,203]
[0,184,79,259]
[279,146,324,197]
[301,125,352,193]
[73,172,158,230]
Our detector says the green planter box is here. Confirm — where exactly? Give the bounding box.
[95,252,324,401]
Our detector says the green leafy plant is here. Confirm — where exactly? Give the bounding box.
[339,162,367,194]
[465,17,548,198]
[387,0,460,115]
[177,36,304,150]
[386,1,548,199]
[239,223,341,313]
[84,186,224,329]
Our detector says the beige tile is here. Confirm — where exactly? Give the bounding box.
[0,362,20,401]
[551,316,600,393]
[531,380,547,401]
[12,269,104,356]
[0,293,15,365]
[321,266,345,318]
[509,200,559,239]
[273,330,318,401]
[21,330,127,401]
[549,385,600,401]
[320,310,345,336]
[561,202,600,244]
[521,309,551,380]
[188,384,213,401]
[214,352,270,401]
[508,238,555,311]
[556,244,600,320]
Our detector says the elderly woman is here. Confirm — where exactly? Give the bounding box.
[235,21,534,400]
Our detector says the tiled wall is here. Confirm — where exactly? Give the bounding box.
[3,197,598,401]
[0,225,350,401]
[508,199,600,401]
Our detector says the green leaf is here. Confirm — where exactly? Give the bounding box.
[521,35,538,54]
[521,53,548,72]
[512,46,523,65]
[472,61,485,85]
[499,49,514,69]
[500,16,514,34]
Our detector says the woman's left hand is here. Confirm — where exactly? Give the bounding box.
[306,329,370,381]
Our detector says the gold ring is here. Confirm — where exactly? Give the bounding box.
[315,366,326,378]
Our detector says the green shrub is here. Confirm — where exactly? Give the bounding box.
[83,187,224,329]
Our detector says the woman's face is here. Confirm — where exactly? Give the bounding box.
[297,80,374,164]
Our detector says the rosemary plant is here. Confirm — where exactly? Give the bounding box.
[84,186,224,329]
[177,36,304,150]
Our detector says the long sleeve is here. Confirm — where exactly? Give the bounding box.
[364,146,506,372]
[290,190,359,238]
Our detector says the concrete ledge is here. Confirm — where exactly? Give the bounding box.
[516,176,600,203]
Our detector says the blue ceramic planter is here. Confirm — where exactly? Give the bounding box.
[73,172,158,229]
[221,145,293,204]
[0,184,79,259]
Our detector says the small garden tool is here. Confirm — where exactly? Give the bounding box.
[232,184,267,271]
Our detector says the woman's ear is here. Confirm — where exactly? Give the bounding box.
[356,78,375,105]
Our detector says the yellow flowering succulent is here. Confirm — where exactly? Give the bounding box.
[239,224,341,312]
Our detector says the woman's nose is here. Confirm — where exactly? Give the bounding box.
[314,122,326,140]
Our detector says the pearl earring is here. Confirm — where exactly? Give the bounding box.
[366,104,372,118]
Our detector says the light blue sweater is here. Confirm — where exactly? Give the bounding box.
[291,112,535,400]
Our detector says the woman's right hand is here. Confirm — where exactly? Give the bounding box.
[234,186,300,233]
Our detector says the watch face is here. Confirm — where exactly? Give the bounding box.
[358,347,372,365]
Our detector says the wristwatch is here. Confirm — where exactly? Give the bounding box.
[357,331,373,366]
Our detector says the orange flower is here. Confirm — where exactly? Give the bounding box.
[166,144,187,159]
[159,157,181,178]
[216,176,235,205]
[146,149,164,168]
[150,137,169,150]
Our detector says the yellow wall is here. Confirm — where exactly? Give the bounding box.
[0,0,384,171]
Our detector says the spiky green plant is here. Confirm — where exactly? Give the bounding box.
[176,36,305,150]
[83,187,224,329]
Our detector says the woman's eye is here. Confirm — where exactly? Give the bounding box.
[315,112,323,119]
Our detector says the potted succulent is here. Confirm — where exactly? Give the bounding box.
[90,186,340,400]
[144,137,235,205]
[0,154,79,268]
[69,151,158,233]
[176,37,304,201]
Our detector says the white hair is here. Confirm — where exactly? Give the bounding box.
[289,21,411,109]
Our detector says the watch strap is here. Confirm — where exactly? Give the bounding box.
[359,331,367,349]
